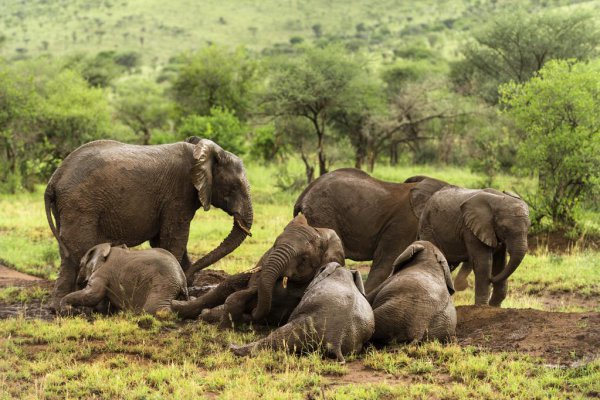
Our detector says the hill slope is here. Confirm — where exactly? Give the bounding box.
[1,0,596,65]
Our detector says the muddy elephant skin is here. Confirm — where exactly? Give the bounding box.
[367,241,456,343]
[294,168,448,293]
[418,187,530,306]
[59,243,188,315]
[171,214,345,328]
[45,137,253,308]
[231,262,375,362]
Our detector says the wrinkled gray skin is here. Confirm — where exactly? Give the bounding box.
[418,188,530,306]
[231,262,375,363]
[294,168,448,293]
[59,243,188,315]
[367,241,456,343]
[45,137,253,310]
[171,214,345,328]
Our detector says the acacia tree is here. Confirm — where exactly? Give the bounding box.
[452,11,600,103]
[114,77,172,145]
[171,46,257,121]
[500,60,600,228]
[263,45,375,179]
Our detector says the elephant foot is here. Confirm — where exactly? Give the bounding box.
[453,276,470,291]
[488,297,504,307]
[230,343,253,357]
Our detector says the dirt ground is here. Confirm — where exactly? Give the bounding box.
[0,266,598,367]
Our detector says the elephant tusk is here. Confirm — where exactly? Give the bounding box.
[235,218,252,237]
[282,276,288,289]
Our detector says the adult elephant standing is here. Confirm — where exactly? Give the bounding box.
[45,137,253,309]
[418,187,530,306]
[294,168,448,293]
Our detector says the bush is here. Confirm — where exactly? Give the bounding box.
[177,107,246,155]
[500,60,600,228]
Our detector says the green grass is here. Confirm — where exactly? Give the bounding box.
[1,161,599,398]
[0,315,598,399]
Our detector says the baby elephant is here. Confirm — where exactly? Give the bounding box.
[59,243,188,315]
[230,263,374,363]
[367,241,456,343]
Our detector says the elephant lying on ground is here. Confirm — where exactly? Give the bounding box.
[59,244,188,315]
[418,188,530,306]
[171,214,345,328]
[45,137,253,309]
[230,262,374,363]
[294,168,448,293]
[367,241,456,343]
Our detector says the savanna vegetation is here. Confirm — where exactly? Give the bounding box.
[1,0,599,398]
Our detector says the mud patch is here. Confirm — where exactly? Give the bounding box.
[0,265,44,287]
[189,269,230,297]
[456,306,600,365]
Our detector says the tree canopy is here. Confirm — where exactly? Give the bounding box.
[500,60,600,227]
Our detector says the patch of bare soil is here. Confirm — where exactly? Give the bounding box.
[0,265,44,286]
[0,264,54,320]
[456,306,600,365]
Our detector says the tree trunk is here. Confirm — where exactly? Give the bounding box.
[389,141,398,166]
[300,152,315,184]
[317,130,327,177]
[142,127,151,145]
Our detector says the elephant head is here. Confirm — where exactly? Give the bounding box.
[77,243,113,286]
[392,241,455,295]
[186,138,254,278]
[251,214,345,320]
[460,191,530,283]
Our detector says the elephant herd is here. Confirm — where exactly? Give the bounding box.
[45,138,530,361]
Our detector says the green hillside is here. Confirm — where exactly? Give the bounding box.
[2,0,597,65]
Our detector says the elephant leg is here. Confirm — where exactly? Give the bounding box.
[172,272,252,319]
[453,262,472,292]
[366,236,411,293]
[470,251,493,305]
[153,215,192,273]
[219,287,257,329]
[180,249,192,273]
[50,256,79,310]
[489,248,508,307]
[428,303,457,342]
[199,305,225,324]
[231,318,311,356]
[59,283,107,315]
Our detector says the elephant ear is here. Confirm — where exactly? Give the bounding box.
[78,243,112,283]
[192,139,224,211]
[460,192,499,248]
[434,247,455,295]
[317,228,345,266]
[392,243,425,275]
[351,270,366,296]
[409,178,450,219]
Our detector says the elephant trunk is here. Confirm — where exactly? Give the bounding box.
[252,245,293,321]
[187,198,253,280]
[491,235,527,283]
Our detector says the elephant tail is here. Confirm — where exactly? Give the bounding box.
[44,184,69,258]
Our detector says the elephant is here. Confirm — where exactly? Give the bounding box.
[230,262,374,363]
[44,137,253,309]
[367,241,456,343]
[59,243,188,315]
[294,168,449,293]
[171,214,345,328]
[418,187,530,306]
